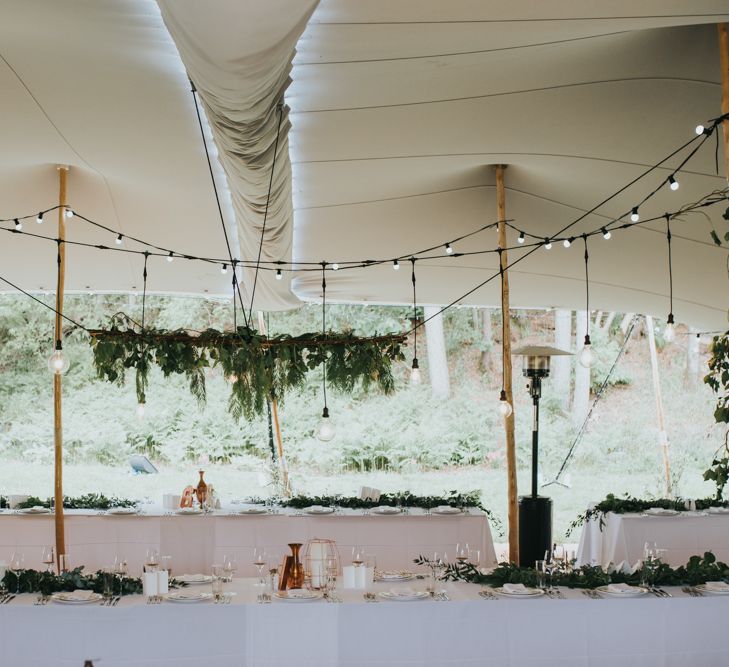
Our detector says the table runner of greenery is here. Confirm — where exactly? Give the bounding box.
[422,552,729,589]
[0,494,137,510]
[566,493,729,536]
[262,490,503,533]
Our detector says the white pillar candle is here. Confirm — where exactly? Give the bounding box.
[157,570,169,595]
[143,572,158,597]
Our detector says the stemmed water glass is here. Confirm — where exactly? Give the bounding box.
[543,550,556,590]
[9,551,24,594]
[41,546,54,572]
[428,551,447,595]
[267,551,280,591]
[253,548,267,587]
[325,558,338,599]
[114,556,127,599]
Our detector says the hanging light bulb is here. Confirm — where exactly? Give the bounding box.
[579,335,593,368]
[517,231,525,244]
[136,402,146,420]
[221,263,228,274]
[36,212,43,224]
[167,252,174,262]
[601,227,611,240]
[695,124,705,135]
[664,313,675,342]
[47,340,70,375]
[445,243,453,255]
[332,263,339,271]
[276,269,283,280]
[393,260,400,270]
[410,358,422,385]
[544,238,552,250]
[563,238,572,248]
[65,207,74,219]
[315,407,335,442]
[498,389,513,418]
[668,175,679,191]
[13,218,21,231]
[630,207,640,222]
[115,234,123,245]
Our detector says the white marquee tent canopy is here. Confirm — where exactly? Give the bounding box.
[0,0,727,330]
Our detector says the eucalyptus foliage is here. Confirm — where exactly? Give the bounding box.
[90,315,406,420]
[427,551,729,588]
[566,493,729,536]
[1,494,137,511]
[704,331,729,498]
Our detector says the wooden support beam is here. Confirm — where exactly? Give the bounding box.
[719,23,729,185]
[257,312,291,497]
[645,316,672,497]
[54,165,68,569]
[495,164,519,564]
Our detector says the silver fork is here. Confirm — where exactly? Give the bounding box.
[3,594,16,604]
[478,589,498,600]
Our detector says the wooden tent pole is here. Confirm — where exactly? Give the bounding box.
[645,316,672,497]
[718,23,729,184]
[54,165,68,569]
[495,164,519,563]
[257,312,291,496]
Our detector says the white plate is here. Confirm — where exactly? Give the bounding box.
[372,506,401,515]
[695,584,729,595]
[378,591,430,601]
[175,508,203,516]
[165,592,213,603]
[303,507,334,515]
[274,590,322,602]
[175,574,213,585]
[708,506,729,515]
[377,571,416,582]
[18,507,51,514]
[51,592,103,605]
[431,507,462,515]
[595,585,649,597]
[106,507,137,515]
[493,587,545,598]
[238,507,268,515]
[643,508,680,516]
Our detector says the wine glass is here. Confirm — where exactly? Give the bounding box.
[468,548,481,568]
[145,548,159,572]
[455,543,469,564]
[325,558,338,599]
[253,548,267,587]
[9,551,24,594]
[223,554,237,582]
[351,545,365,567]
[267,551,280,591]
[160,555,172,577]
[543,550,556,590]
[41,546,54,572]
[114,556,128,599]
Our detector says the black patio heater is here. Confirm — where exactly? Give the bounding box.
[512,345,571,567]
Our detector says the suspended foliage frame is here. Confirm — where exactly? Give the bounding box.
[89,314,407,420]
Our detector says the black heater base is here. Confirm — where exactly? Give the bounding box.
[518,495,553,568]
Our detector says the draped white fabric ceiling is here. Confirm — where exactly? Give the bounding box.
[0,1,727,329]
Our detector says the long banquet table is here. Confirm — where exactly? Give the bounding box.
[0,506,497,576]
[1,579,727,666]
[577,510,729,567]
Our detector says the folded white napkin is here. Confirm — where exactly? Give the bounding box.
[607,583,634,594]
[172,589,206,599]
[502,583,530,595]
[436,505,451,512]
[375,505,397,513]
[704,581,729,591]
[179,573,207,582]
[309,505,323,511]
[286,589,311,598]
[389,586,417,597]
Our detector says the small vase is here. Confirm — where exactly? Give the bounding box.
[195,470,208,508]
[288,543,305,589]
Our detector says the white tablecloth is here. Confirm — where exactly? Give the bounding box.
[1,580,727,666]
[577,511,729,567]
[0,507,496,576]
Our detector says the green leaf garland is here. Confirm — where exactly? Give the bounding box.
[89,315,406,419]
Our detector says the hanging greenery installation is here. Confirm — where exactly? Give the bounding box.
[89,314,407,420]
